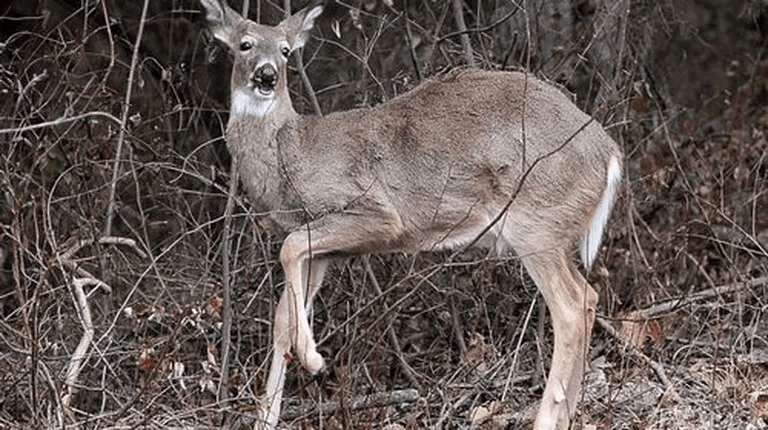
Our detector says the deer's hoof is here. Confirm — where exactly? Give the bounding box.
[303,350,325,375]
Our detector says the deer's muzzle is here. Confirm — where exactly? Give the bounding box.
[253,64,278,93]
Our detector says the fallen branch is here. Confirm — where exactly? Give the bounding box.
[53,235,148,419]
[280,388,420,421]
[61,277,97,410]
[595,275,768,389]
[57,236,148,296]
[643,275,768,318]
[60,236,148,261]
[596,316,670,389]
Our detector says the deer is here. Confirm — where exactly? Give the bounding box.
[199,0,622,428]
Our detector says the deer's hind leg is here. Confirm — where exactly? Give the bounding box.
[519,250,597,430]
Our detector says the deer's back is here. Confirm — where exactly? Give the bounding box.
[283,69,619,247]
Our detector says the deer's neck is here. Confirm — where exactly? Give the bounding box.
[226,114,295,153]
[225,108,304,231]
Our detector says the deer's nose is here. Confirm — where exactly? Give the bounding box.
[253,63,278,90]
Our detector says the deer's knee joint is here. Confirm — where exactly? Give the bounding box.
[279,234,306,267]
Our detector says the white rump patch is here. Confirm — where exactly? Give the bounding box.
[580,155,622,271]
[231,89,275,118]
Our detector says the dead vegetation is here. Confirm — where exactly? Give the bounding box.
[1,0,767,429]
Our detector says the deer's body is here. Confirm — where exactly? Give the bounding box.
[232,69,616,254]
[201,1,622,429]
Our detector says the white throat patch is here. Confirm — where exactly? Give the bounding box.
[231,89,275,118]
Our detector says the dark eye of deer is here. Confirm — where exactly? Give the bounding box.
[281,47,290,57]
[240,41,252,51]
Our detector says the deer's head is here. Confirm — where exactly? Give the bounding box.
[201,0,322,118]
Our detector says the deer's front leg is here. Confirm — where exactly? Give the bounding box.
[259,287,292,430]
[278,236,326,374]
[260,257,328,430]
[278,211,404,374]
[263,210,405,427]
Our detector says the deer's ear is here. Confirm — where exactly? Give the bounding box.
[280,6,322,51]
[200,0,244,47]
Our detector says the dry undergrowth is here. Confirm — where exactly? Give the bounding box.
[1,0,767,429]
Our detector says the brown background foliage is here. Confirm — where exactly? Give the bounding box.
[1,0,767,428]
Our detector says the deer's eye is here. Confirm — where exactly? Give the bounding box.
[281,46,290,57]
[239,41,252,51]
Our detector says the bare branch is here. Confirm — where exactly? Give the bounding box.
[450,0,475,66]
[280,388,420,421]
[103,0,150,237]
[0,111,121,135]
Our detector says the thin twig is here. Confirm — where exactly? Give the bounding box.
[501,293,537,402]
[0,111,122,134]
[450,0,475,67]
[297,52,322,116]
[14,69,48,116]
[450,296,467,357]
[285,0,321,116]
[363,257,423,392]
[54,234,150,415]
[218,155,239,404]
[218,0,254,405]
[402,0,423,82]
[438,3,522,42]
[59,236,148,261]
[103,0,150,237]
[98,0,116,91]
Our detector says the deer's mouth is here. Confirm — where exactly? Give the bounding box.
[253,77,276,96]
[252,63,278,96]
